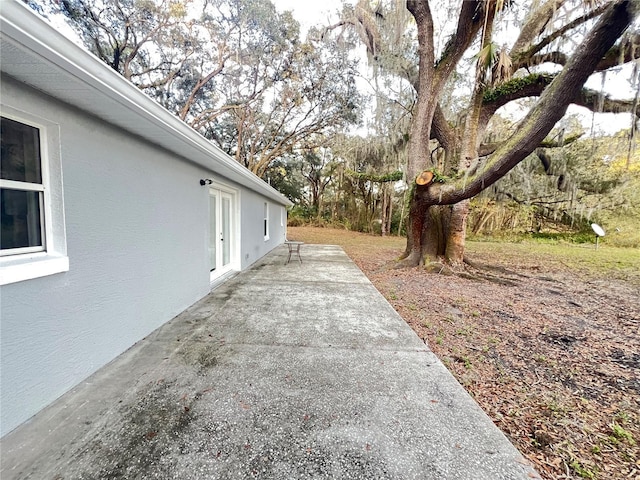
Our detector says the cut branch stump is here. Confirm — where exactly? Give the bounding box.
[416,170,434,186]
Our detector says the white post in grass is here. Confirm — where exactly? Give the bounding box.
[591,223,605,250]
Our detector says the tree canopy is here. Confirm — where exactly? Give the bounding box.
[55,0,363,177]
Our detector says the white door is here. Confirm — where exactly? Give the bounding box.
[209,188,236,279]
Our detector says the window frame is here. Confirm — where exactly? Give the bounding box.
[263,201,269,241]
[0,106,68,285]
[1,118,47,256]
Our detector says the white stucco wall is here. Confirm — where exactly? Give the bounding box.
[0,77,287,436]
[240,190,288,270]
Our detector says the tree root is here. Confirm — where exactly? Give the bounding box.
[461,256,521,286]
[389,253,521,286]
[390,255,522,286]
[464,255,530,278]
[394,251,423,269]
[423,261,455,275]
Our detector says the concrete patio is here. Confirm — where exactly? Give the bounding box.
[1,245,539,479]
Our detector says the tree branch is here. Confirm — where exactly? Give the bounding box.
[525,32,640,70]
[511,0,566,61]
[423,0,638,206]
[479,132,583,157]
[574,87,640,119]
[431,103,456,150]
[512,2,609,70]
[406,0,435,71]
[433,0,485,86]
[595,31,640,70]
[480,74,640,124]
[479,73,555,124]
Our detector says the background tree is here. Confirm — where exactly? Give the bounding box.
[263,156,305,204]
[214,27,362,177]
[56,0,363,179]
[330,135,404,233]
[469,127,640,244]
[298,147,338,218]
[59,0,193,84]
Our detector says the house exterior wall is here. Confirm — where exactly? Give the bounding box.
[240,190,287,269]
[0,76,287,436]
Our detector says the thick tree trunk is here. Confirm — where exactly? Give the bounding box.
[381,187,389,236]
[402,181,449,265]
[423,205,449,260]
[445,199,469,264]
[402,200,467,266]
[403,188,427,265]
[386,192,393,235]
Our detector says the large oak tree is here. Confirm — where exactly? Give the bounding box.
[337,0,640,266]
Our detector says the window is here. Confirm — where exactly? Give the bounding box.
[1,117,45,254]
[0,108,68,285]
[263,202,269,241]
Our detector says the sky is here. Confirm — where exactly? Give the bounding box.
[272,0,349,30]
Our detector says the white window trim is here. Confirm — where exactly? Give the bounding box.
[0,106,68,285]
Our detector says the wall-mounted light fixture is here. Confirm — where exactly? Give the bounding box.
[200,178,213,186]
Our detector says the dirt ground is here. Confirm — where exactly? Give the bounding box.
[288,226,639,480]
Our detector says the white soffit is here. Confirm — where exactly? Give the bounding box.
[0,0,292,207]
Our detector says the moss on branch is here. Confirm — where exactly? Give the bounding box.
[482,73,554,103]
[417,168,451,184]
[346,170,403,183]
